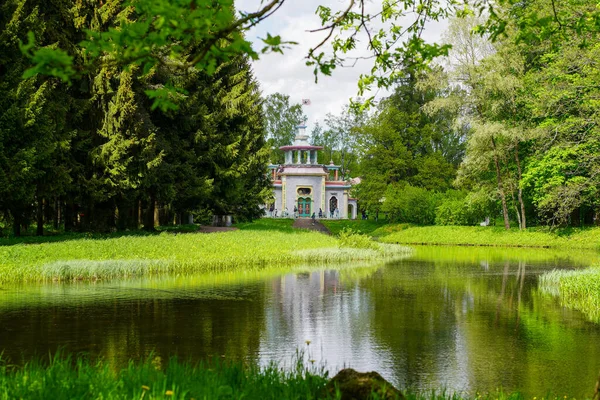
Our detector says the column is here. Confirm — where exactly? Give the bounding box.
[334,169,338,181]
[343,191,348,219]
[296,150,301,164]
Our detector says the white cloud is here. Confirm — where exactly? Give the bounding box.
[237,0,448,129]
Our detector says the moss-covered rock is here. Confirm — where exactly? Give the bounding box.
[324,368,404,399]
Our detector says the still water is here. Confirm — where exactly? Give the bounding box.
[1,246,599,397]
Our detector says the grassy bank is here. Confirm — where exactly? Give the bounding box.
[0,354,582,400]
[539,267,600,322]
[0,219,410,284]
[372,225,600,249]
[0,354,331,400]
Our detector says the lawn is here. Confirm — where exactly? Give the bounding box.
[375,225,600,249]
[0,219,409,284]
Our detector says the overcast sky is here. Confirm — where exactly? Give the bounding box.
[236,0,448,130]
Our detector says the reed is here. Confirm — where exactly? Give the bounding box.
[538,267,600,322]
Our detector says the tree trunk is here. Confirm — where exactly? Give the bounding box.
[144,193,156,231]
[12,212,21,237]
[514,143,526,229]
[133,199,140,230]
[36,197,44,236]
[53,198,60,230]
[64,201,74,232]
[491,136,510,230]
[511,190,521,230]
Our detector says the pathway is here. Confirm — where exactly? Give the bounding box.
[292,218,331,235]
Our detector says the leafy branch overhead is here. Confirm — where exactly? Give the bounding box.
[19,0,600,111]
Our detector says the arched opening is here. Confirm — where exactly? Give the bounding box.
[329,196,338,218]
[348,204,354,220]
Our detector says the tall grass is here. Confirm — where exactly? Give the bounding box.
[0,228,411,284]
[378,225,600,249]
[0,352,331,400]
[538,267,600,322]
[0,354,582,400]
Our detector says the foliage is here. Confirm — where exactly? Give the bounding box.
[337,228,379,251]
[17,0,464,110]
[320,106,366,178]
[320,219,389,236]
[519,41,600,226]
[16,0,600,114]
[263,93,306,163]
[357,63,465,216]
[0,0,271,235]
[434,190,491,226]
[382,184,441,225]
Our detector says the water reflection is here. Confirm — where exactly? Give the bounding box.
[0,246,599,397]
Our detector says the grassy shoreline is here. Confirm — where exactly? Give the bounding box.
[0,219,410,284]
[0,354,331,400]
[319,221,600,249]
[379,226,600,249]
[0,354,585,400]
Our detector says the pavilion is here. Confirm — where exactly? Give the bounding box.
[265,124,357,219]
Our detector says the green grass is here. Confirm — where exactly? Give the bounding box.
[377,225,600,249]
[0,353,332,400]
[539,266,600,322]
[235,218,298,233]
[320,219,389,235]
[0,221,410,284]
[0,354,587,400]
[0,224,204,247]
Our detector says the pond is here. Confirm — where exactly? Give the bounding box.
[1,245,599,397]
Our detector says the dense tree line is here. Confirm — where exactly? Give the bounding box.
[352,0,600,228]
[0,0,269,236]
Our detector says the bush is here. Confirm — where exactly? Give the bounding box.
[338,228,380,250]
[435,189,496,226]
[381,184,441,225]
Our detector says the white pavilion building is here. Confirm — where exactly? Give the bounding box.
[266,124,358,219]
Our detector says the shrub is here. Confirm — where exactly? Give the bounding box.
[435,189,496,226]
[338,228,379,250]
[381,183,441,225]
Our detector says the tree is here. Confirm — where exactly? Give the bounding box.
[0,0,271,234]
[424,15,530,230]
[263,93,305,164]
[358,60,465,216]
[520,40,600,226]
[323,105,365,178]
[0,0,81,236]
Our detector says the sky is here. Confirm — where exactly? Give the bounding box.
[236,0,448,130]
